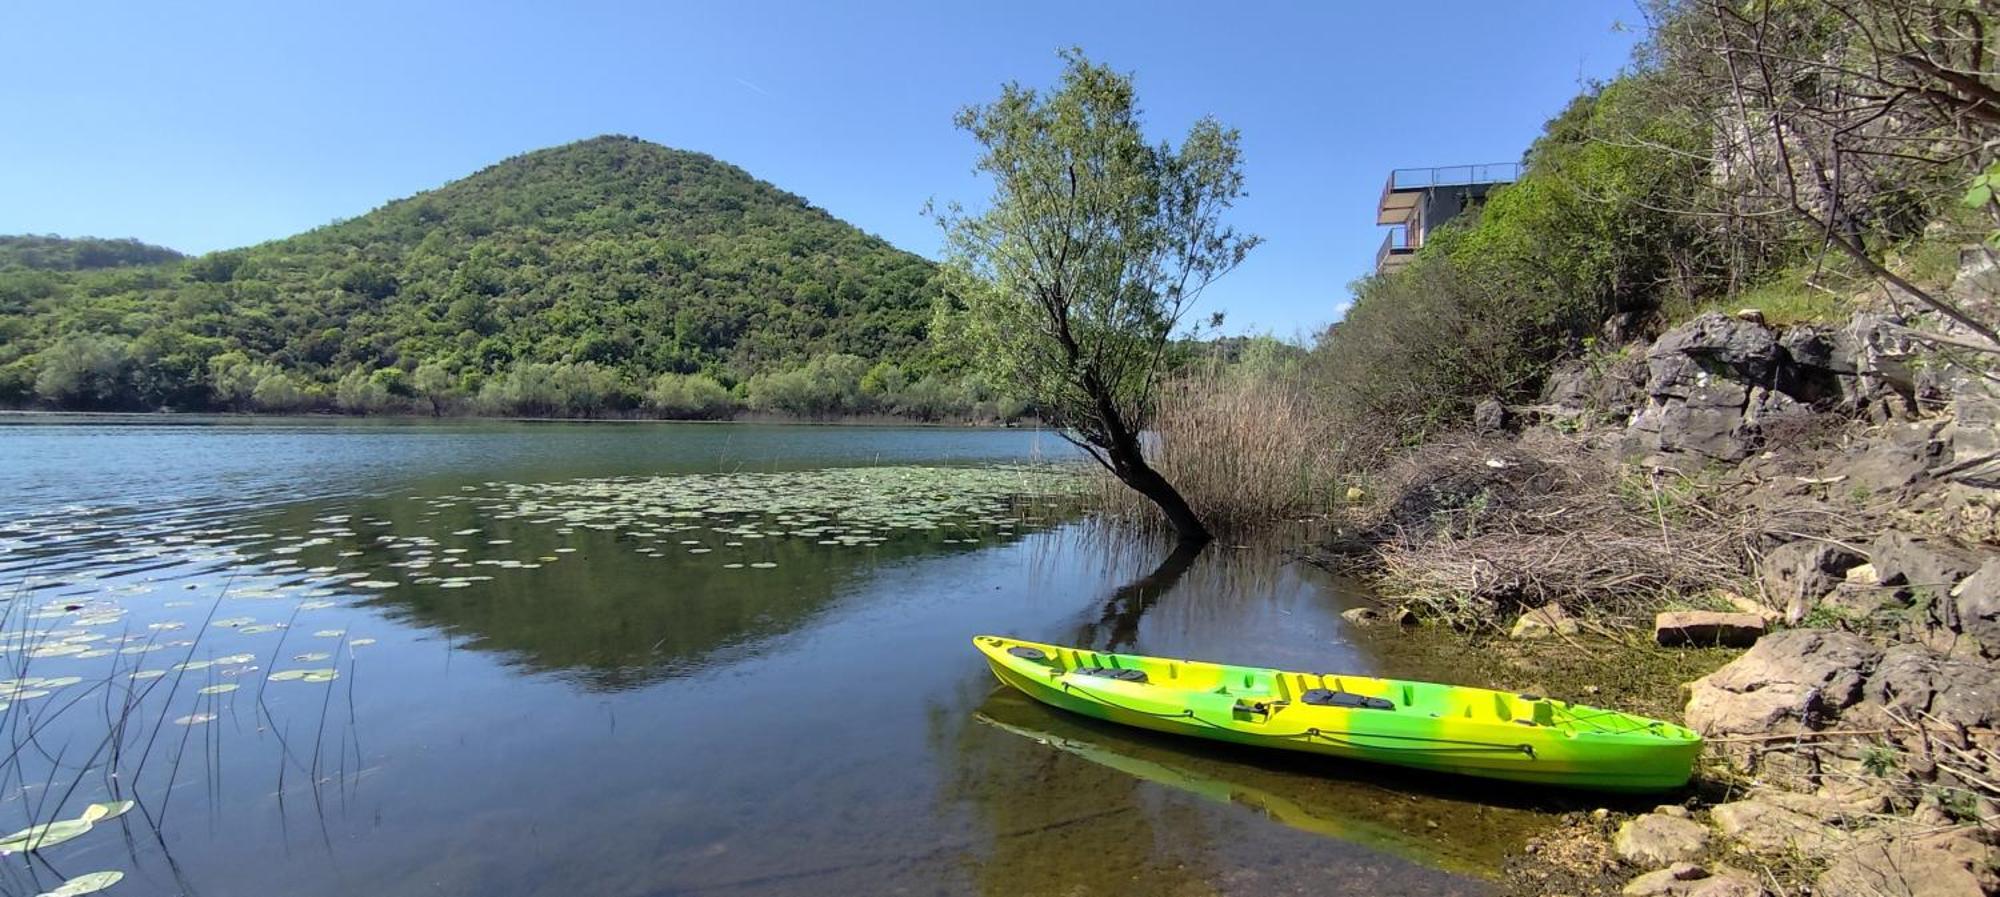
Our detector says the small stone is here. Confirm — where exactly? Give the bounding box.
[1340,607,1381,626]
[1655,611,1766,647]
[1654,804,1690,818]
[1614,812,1711,866]
[1513,603,1580,640]
[1843,562,1878,585]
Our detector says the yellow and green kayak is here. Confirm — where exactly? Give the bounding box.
[974,635,1701,793]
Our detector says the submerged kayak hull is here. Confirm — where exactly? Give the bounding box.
[975,635,1700,793]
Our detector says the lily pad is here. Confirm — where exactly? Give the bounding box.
[197,683,239,695]
[79,800,133,823]
[0,818,92,853]
[36,869,125,897]
[174,713,216,726]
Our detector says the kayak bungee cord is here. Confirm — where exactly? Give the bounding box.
[1058,680,1538,757]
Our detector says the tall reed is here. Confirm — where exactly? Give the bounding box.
[1094,367,1369,532]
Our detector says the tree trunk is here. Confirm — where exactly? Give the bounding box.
[1104,438,1211,546]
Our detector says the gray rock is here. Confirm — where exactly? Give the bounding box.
[1649,313,1782,384]
[1872,531,1980,593]
[1760,540,1864,618]
[1819,581,1908,619]
[1830,312,1919,414]
[1946,374,2000,467]
[1654,611,1766,647]
[1710,799,1845,857]
[1836,423,1947,495]
[1854,644,2000,734]
[1614,812,1710,866]
[1815,829,1991,897]
[1684,630,1880,748]
[1511,603,1579,640]
[1473,397,1512,433]
[1951,558,2000,658]
[1623,864,1767,897]
[1340,607,1381,626]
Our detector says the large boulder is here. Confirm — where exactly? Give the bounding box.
[1625,314,1784,463]
[1684,630,1881,756]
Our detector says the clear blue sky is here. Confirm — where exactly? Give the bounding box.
[0,1,1643,337]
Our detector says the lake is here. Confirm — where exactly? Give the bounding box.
[0,417,1551,896]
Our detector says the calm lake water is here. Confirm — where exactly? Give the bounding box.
[0,417,1552,897]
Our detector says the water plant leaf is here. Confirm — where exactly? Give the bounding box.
[197,684,239,695]
[78,801,133,823]
[0,818,92,853]
[174,713,216,726]
[36,870,124,896]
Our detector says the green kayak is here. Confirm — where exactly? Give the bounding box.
[976,635,1702,793]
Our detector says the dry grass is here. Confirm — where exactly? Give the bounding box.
[1093,369,1374,531]
[1320,430,1827,629]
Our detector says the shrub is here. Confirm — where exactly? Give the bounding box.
[646,372,737,419]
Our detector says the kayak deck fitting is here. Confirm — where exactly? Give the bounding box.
[974,635,1701,792]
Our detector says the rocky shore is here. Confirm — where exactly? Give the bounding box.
[1326,260,2000,896]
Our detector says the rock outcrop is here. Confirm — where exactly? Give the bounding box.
[1616,312,1930,464]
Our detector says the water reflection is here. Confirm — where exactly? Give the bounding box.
[0,421,1552,896]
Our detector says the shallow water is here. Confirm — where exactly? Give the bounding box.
[0,416,1549,896]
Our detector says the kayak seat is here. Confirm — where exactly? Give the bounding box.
[1075,667,1148,683]
[1300,688,1395,711]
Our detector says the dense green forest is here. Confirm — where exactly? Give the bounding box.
[0,235,185,271]
[0,136,1026,420]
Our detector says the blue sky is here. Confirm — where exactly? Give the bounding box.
[0,1,1643,337]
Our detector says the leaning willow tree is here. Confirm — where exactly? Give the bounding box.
[933,51,1258,545]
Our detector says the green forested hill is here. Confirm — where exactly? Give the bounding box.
[0,136,1011,418]
[0,235,185,271]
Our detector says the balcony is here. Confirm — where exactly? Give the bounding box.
[1375,225,1414,275]
[1377,162,1521,225]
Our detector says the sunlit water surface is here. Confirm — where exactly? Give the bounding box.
[0,416,1548,896]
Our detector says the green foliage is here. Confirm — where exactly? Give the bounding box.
[0,235,183,271]
[645,372,736,420]
[1965,161,2000,250]
[1314,75,1721,443]
[744,353,870,417]
[933,50,1257,452]
[1,136,947,417]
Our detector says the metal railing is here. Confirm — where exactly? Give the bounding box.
[1375,225,1413,272]
[1385,162,1522,192]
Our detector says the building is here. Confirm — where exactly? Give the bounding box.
[1374,162,1521,275]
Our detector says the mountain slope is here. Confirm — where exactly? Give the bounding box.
[0,136,944,412]
[0,235,184,271]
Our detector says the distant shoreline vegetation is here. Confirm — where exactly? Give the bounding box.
[2,349,1037,423]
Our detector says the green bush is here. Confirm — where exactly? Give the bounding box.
[645,372,737,419]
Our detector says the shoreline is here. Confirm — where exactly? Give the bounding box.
[0,408,1046,430]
